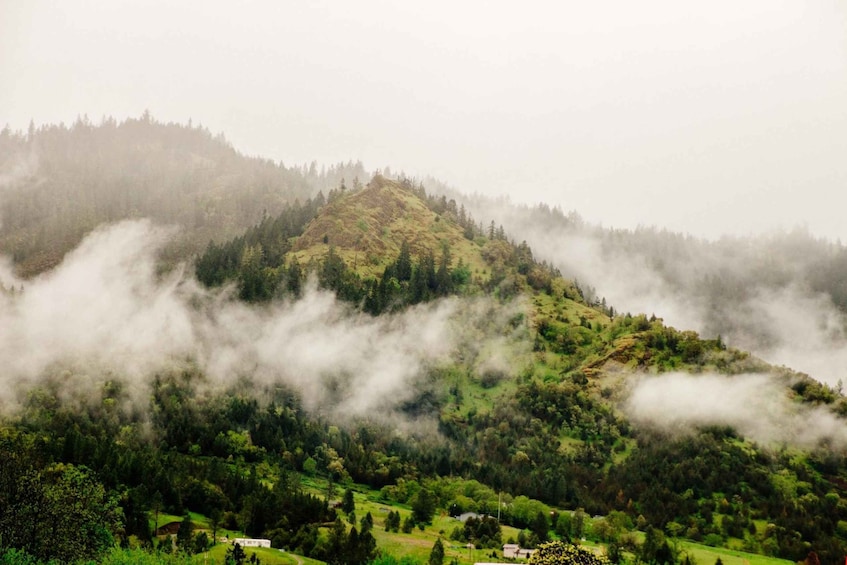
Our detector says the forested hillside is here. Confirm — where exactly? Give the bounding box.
[1,122,847,565]
[455,195,847,390]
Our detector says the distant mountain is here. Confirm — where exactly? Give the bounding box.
[0,115,369,276]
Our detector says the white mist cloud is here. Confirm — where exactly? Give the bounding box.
[0,221,195,392]
[623,372,847,449]
[0,219,523,419]
[748,286,847,387]
[529,232,704,332]
[199,287,459,415]
[462,198,847,387]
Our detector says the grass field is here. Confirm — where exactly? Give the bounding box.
[675,539,793,565]
[336,484,510,565]
[150,510,318,565]
[200,543,324,565]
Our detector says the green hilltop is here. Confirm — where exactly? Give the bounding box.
[291,175,489,280]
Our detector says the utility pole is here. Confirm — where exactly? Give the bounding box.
[497,492,501,523]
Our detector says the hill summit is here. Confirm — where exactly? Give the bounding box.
[292,175,488,279]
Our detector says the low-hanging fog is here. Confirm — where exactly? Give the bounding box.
[0,219,529,422]
[623,372,847,449]
[462,196,847,388]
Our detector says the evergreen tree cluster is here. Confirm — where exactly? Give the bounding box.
[362,241,469,314]
[195,195,323,300]
[449,515,502,549]
[384,510,401,533]
[320,516,377,565]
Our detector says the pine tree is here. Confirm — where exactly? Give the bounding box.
[287,257,302,296]
[532,510,549,543]
[360,511,374,534]
[395,240,412,281]
[435,245,453,296]
[342,488,355,514]
[226,542,247,565]
[176,512,193,550]
[429,537,445,565]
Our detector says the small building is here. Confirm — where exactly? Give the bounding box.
[456,512,484,522]
[233,538,271,548]
[503,544,521,558]
[154,521,182,536]
[517,548,536,559]
[503,544,535,559]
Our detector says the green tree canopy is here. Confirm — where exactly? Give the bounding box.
[0,457,121,564]
[411,488,437,525]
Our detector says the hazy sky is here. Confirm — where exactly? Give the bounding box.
[2,0,846,241]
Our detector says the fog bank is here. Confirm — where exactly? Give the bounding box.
[0,220,526,420]
[623,372,847,449]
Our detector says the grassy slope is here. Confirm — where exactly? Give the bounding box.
[675,539,792,565]
[151,514,319,565]
[202,544,325,565]
[290,477,790,565]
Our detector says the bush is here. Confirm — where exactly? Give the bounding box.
[703,533,724,547]
[529,541,610,565]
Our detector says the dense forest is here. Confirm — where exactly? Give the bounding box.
[1,120,847,565]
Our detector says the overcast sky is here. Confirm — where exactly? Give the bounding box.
[2,0,845,241]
